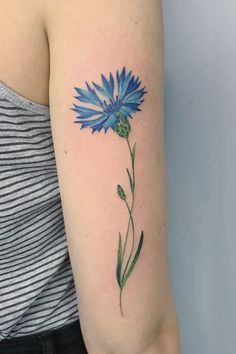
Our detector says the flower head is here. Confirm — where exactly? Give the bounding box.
[72,67,147,133]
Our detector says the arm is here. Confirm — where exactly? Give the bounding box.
[45,0,180,353]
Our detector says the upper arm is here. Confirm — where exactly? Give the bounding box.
[45,1,178,352]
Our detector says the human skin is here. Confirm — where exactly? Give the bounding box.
[0,1,181,353]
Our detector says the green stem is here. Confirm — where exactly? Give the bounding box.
[122,201,135,281]
[121,138,135,260]
[126,137,135,192]
[122,205,133,259]
[121,137,136,282]
[119,288,124,317]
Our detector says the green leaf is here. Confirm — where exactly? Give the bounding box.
[116,232,123,288]
[117,184,126,200]
[131,142,136,163]
[126,168,134,194]
[122,231,144,287]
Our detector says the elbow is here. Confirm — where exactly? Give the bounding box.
[87,315,181,354]
[136,315,181,354]
[142,316,181,354]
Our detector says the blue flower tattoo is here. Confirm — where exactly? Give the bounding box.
[72,67,147,316]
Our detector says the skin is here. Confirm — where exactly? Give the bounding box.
[0,1,181,353]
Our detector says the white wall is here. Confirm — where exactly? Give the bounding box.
[163,2,236,354]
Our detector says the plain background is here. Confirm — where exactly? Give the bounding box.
[163,1,236,354]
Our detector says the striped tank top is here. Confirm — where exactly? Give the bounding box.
[0,81,79,341]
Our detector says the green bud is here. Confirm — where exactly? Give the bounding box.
[115,112,130,139]
[117,184,126,200]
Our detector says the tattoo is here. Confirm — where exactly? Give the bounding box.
[72,67,147,316]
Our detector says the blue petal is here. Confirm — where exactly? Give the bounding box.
[120,70,132,100]
[120,106,137,118]
[74,86,102,107]
[102,113,119,131]
[101,74,114,100]
[123,88,147,103]
[76,113,108,127]
[109,73,114,96]
[122,102,142,111]
[117,67,126,98]
[89,115,112,132]
[72,105,102,118]
[123,77,141,98]
[92,81,107,98]
[78,113,118,133]
[116,70,120,93]
[86,82,103,105]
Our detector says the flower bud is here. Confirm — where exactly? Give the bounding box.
[115,112,130,138]
[117,184,126,201]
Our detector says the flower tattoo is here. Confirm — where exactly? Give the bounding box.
[72,67,147,316]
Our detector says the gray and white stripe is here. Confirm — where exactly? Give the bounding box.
[0,82,79,341]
